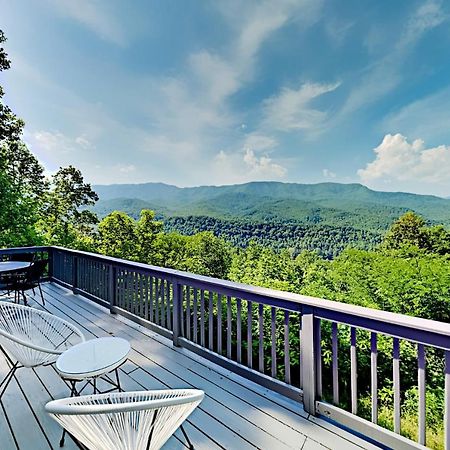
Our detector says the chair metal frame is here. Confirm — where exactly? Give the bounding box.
[0,302,85,399]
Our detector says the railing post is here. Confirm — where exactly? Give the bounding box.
[172,279,183,347]
[301,306,319,415]
[72,255,78,293]
[109,264,117,314]
[48,247,54,280]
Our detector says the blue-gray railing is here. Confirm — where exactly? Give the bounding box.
[1,245,449,450]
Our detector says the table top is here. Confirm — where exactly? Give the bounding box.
[56,337,131,380]
[0,261,30,274]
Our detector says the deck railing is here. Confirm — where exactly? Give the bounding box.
[1,245,449,449]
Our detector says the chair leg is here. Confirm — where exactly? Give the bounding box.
[60,431,87,449]
[39,283,45,305]
[0,361,19,399]
[60,380,79,447]
[115,368,123,392]
[180,425,194,450]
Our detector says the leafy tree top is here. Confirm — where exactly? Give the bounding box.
[382,211,427,249]
[0,30,24,143]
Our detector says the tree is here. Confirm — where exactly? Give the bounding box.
[0,30,98,249]
[185,232,232,279]
[152,232,190,270]
[423,225,450,255]
[0,30,24,144]
[97,211,137,260]
[382,212,428,250]
[38,166,99,248]
[135,210,163,263]
[0,30,45,246]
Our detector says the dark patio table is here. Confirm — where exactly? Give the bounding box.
[0,261,30,274]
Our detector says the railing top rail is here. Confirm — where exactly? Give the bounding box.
[0,246,51,253]
[9,245,450,343]
[50,246,450,340]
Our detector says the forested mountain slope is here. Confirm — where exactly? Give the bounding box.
[93,181,450,227]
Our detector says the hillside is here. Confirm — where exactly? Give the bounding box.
[92,181,450,227]
[89,181,450,258]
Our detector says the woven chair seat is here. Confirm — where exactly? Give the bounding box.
[0,302,85,367]
[46,389,204,450]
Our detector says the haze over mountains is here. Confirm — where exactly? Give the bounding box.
[93,181,450,229]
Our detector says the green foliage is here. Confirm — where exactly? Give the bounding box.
[184,232,232,279]
[0,31,45,246]
[228,241,304,291]
[383,211,428,249]
[135,210,163,263]
[98,210,163,262]
[98,211,137,260]
[37,166,98,249]
[3,29,450,448]
[152,231,232,279]
[93,180,450,227]
[164,216,381,259]
[152,232,190,269]
[0,31,24,144]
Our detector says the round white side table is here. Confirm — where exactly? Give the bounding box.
[56,336,131,447]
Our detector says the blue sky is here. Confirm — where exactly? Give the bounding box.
[2,0,450,195]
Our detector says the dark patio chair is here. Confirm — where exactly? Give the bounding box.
[9,253,35,263]
[0,264,31,300]
[0,276,14,298]
[11,259,48,306]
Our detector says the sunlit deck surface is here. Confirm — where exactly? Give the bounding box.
[0,282,380,450]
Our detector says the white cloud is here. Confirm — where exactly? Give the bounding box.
[400,0,447,48]
[212,147,287,184]
[30,130,96,171]
[10,0,322,186]
[134,1,322,182]
[341,0,447,116]
[33,131,73,155]
[211,130,287,184]
[358,133,450,187]
[323,169,336,179]
[383,86,450,143]
[243,133,278,152]
[218,0,322,75]
[263,82,340,131]
[75,136,94,149]
[188,51,240,106]
[117,164,136,174]
[243,148,287,178]
[48,0,126,45]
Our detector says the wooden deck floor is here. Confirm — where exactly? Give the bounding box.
[0,282,381,450]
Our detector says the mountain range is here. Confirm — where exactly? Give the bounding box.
[92,181,450,230]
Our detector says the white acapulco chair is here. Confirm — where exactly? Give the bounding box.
[45,389,205,450]
[0,302,85,398]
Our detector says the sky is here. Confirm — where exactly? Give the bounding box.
[1,0,450,196]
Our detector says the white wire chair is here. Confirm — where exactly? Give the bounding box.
[45,389,204,450]
[0,302,85,398]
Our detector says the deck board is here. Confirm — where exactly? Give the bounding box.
[0,282,382,449]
